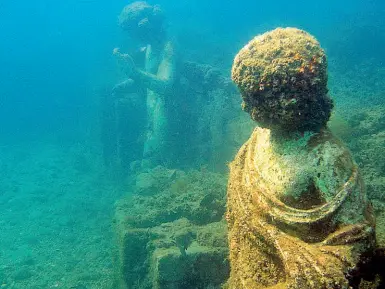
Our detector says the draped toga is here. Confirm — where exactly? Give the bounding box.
[226,127,375,289]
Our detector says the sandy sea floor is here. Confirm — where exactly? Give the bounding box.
[0,140,122,288]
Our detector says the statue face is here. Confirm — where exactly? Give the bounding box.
[118,1,166,44]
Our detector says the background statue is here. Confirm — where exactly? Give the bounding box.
[112,1,175,168]
[226,28,378,289]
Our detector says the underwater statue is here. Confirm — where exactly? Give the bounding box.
[226,28,378,289]
[113,1,175,168]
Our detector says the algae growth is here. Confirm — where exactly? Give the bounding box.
[1,1,385,289]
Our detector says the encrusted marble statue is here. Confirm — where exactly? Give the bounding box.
[113,1,175,168]
[226,27,377,289]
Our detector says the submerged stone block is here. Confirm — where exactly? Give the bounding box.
[152,245,229,289]
[117,229,150,288]
[116,222,229,289]
[114,167,229,289]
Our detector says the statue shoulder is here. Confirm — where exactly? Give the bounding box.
[229,126,271,171]
[308,129,355,172]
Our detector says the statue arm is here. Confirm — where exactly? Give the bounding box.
[112,48,137,95]
[131,41,175,94]
[112,78,136,96]
[113,42,175,95]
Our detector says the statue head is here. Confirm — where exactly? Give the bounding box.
[118,1,166,45]
[232,27,333,133]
